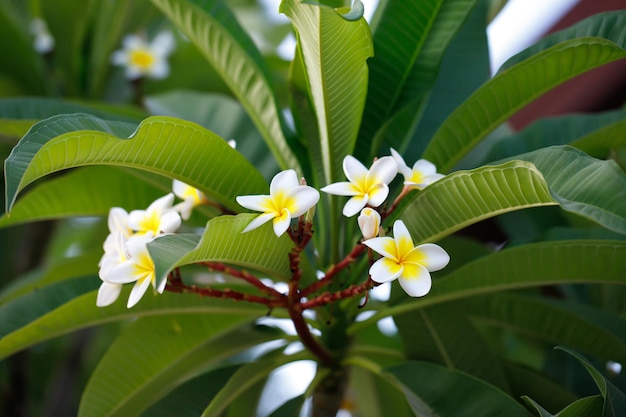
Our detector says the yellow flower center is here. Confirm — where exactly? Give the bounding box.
[263,191,296,216]
[138,210,161,235]
[408,171,425,184]
[129,49,155,70]
[132,251,156,285]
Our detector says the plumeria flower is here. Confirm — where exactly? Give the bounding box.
[173,180,208,220]
[97,207,133,307]
[363,220,449,297]
[236,169,320,237]
[128,193,182,236]
[30,18,54,54]
[390,148,444,189]
[111,30,175,80]
[100,233,162,308]
[321,155,397,217]
[357,207,381,240]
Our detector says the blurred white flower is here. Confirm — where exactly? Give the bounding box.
[111,31,175,80]
[30,18,54,54]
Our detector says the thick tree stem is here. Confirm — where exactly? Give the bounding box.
[311,366,350,417]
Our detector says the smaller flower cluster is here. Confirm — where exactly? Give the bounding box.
[111,31,176,80]
[97,180,207,308]
[237,148,449,298]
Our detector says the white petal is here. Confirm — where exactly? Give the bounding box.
[96,282,123,307]
[159,210,181,233]
[417,243,450,272]
[270,169,300,196]
[363,236,396,259]
[390,148,413,179]
[125,66,143,80]
[151,31,175,56]
[343,195,368,217]
[111,50,128,65]
[237,194,271,212]
[412,159,438,176]
[108,207,129,234]
[125,233,154,259]
[148,59,169,80]
[343,155,368,184]
[273,210,292,237]
[148,193,175,212]
[127,277,151,308]
[320,182,358,196]
[174,199,194,221]
[392,220,412,244]
[172,179,188,197]
[122,34,146,51]
[105,260,142,284]
[242,212,276,233]
[368,156,397,185]
[398,264,432,297]
[286,186,320,217]
[156,275,167,294]
[423,173,445,186]
[366,184,389,207]
[369,258,403,283]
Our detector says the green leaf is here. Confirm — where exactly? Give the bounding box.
[511,146,626,235]
[0,166,166,228]
[0,277,98,340]
[523,395,605,417]
[484,110,626,162]
[425,15,626,171]
[385,361,533,417]
[144,91,279,177]
[0,289,266,361]
[5,115,267,213]
[280,0,373,184]
[200,351,310,417]
[149,214,294,288]
[150,0,300,172]
[351,240,626,332]
[467,293,626,365]
[394,302,510,391]
[267,395,306,417]
[350,366,413,417]
[357,0,480,160]
[555,346,626,416]
[398,160,556,244]
[142,365,241,417]
[78,317,276,417]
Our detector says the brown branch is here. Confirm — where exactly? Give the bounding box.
[301,279,376,310]
[198,262,284,298]
[301,244,367,297]
[288,305,335,366]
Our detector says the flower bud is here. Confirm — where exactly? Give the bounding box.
[358,208,381,240]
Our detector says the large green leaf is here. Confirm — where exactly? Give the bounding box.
[524,395,605,417]
[394,302,510,391]
[349,366,413,417]
[78,317,276,417]
[350,240,626,332]
[511,146,626,235]
[0,289,267,361]
[467,293,626,365]
[148,214,295,287]
[398,160,556,244]
[484,110,626,162]
[150,0,300,172]
[200,352,310,417]
[144,91,279,177]
[0,166,165,228]
[280,0,373,184]
[356,0,479,160]
[424,11,626,171]
[5,115,267,213]
[385,361,533,417]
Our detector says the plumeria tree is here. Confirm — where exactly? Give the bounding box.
[1,0,626,416]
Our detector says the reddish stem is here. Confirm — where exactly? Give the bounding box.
[198,262,284,298]
[301,279,376,310]
[301,244,367,297]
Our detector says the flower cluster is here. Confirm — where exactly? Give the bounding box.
[30,18,54,54]
[238,149,448,297]
[97,180,207,307]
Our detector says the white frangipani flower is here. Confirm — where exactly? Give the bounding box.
[111,30,175,80]
[173,180,207,220]
[128,193,181,236]
[363,220,449,297]
[97,207,133,307]
[357,207,381,240]
[30,18,54,54]
[390,148,444,189]
[236,169,320,237]
[321,155,397,217]
[101,233,162,308]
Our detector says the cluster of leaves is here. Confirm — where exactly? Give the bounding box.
[1,0,626,416]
